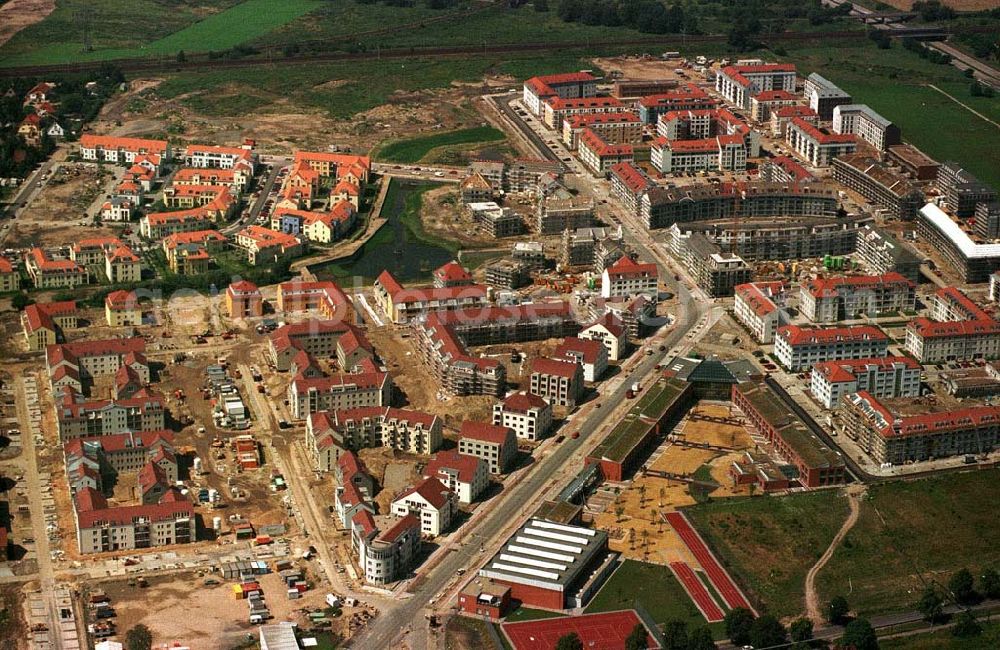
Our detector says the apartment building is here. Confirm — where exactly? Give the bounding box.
[760,156,817,185]
[915,202,1000,283]
[600,255,658,299]
[0,256,20,292]
[731,381,847,487]
[905,317,1000,363]
[577,129,633,176]
[233,226,305,266]
[276,279,350,319]
[770,105,820,138]
[536,196,594,235]
[57,389,165,441]
[268,319,354,370]
[932,287,991,322]
[64,430,176,494]
[668,230,752,298]
[182,144,255,171]
[422,450,489,504]
[803,73,852,119]
[306,407,442,464]
[641,180,838,230]
[292,151,371,184]
[22,301,77,351]
[936,162,997,218]
[840,392,1000,465]
[734,282,787,343]
[373,270,488,324]
[832,104,901,151]
[651,135,747,174]
[887,144,940,181]
[141,210,215,240]
[775,325,889,371]
[75,487,194,554]
[272,202,357,244]
[562,112,641,150]
[560,226,624,271]
[853,225,922,283]
[483,259,531,290]
[492,392,553,441]
[105,290,141,327]
[79,135,169,164]
[749,89,800,122]
[609,162,653,217]
[810,356,921,409]
[832,154,924,220]
[390,477,457,537]
[25,248,87,288]
[800,273,915,322]
[352,512,421,586]
[555,336,608,382]
[466,202,524,238]
[173,166,251,192]
[530,357,584,408]
[47,338,148,388]
[105,245,141,284]
[580,313,629,361]
[226,280,263,319]
[287,372,392,420]
[715,63,796,110]
[458,421,517,474]
[636,83,718,124]
[657,107,759,155]
[975,201,1000,240]
[786,118,857,167]
[522,72,598,116]
[542,95,624,131]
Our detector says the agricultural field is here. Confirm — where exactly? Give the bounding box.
[880,620,1000,649]
[816,471,1000,617]
[0,0,321,66]
[685,489,851,619]
[584,560,723,637]
[373,126,507,164]
[776,39,1000,188]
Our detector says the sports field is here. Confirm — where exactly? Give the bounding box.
[373,126,507,164]
[502,610,655,650]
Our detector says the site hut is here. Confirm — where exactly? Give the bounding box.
[458,578,512,621]
[478,517,612,610]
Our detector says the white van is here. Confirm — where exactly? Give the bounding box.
[249,614,263,624]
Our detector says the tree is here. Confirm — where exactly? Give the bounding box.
[952,609,982,638]
[555,632,584,650]
[917,585,944,623]
[125,625,153,650]
[534,0,548,11]
[176,50,186,63]
[949,568,978,605]
[789,617,814,645]
[749,614,787,649]
[688,626,716,650]
[614,504,625,522]
[828,595,850,624]
[662,620,687,650]
[11,292,34,311]
[638,483,647,504]
[840,618,878,650]
[625,622,648,650]
[980,567,1000,599]
[724,607,755,646]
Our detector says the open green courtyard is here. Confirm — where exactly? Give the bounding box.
[373,126,507,164]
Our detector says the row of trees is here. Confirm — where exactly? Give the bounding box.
[916,567,999,638]
[555,0,696,35]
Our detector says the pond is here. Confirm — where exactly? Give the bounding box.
[312,179,459,284]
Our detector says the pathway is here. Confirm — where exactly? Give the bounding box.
[925,83,1000,129]
[805,486,864,624]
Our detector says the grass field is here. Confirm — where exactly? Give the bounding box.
[585,560,724,638]
[0,0,320,66]
[777,39,1000,188]
[816,471,1000,618]
[503,607,564,623]
[685,490,851,619]
[373,126,506,163]
[880,619,1000,649]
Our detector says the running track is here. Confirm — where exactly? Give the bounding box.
[669,562,725,622]
[666,511,754,611]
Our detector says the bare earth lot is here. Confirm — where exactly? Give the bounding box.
[0,0,55,48]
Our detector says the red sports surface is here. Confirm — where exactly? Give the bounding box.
[669,562,725,622]
[502,610,659,650]
[666,511,753,611]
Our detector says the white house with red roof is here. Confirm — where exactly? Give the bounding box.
[492,391,552,441]
[810,356,921,409]
[521,72,597,116]
[601,255,658,299]
[80,135,169,164]
[715,62,796,110]
[352,512,421,585]
[25,247,88,288]
[580,312,629,361]
[800,273,915,323]
[775,325,889,371]
[390,476,457,537]
[555,336,608,382]
[734,282,788,344]
[0,256,19,293]
[373,269,488,324]
[577,128,634,176]
[21,301,77,351]
[786,118,857,167]
[105,290,141,327]
[423,450,489,504]
[432,261,473,288]
[529,357,584,408]
[458,421,517,474]
[74,485,194,554]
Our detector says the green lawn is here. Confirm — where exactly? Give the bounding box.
[776,39,1000,189]
[880,620,1000,649]
[685,490,851,619]
[816,471,1000,618]
[585,560,724,638]
[0,0,320,66]
[374,126,506,164]
[503,606,564,623]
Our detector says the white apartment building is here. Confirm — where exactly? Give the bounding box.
[492,392,553,441]
[905,318,1000,363]
[650,135,747,174]
[521,72,598,115]
[79,135,169,164]
[182,144,254,171]
[810,356,921,409]
[352,512,420,586]
[786,118,857,167]
[799,273,916,323]
[601,255,658,299]
[422,450,489,504]
[458,421,517,474]
[832,104,900,151]
[287,372,391,420]
[931,287,991,322]
[775,325,889,371]
[390,477,457,537]
[715,63,796,110]
[733,282,787,344]
[580,314,629,361]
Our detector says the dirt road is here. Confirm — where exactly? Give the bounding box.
[805,486,865,623]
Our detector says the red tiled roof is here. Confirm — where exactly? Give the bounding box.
[934,287,990,321]
[579,128,633,157]
[813,356,920,384]
[851,390,1000,438]
[805,272,913,298]
[767,156,815,182]
[0,257,13,274]
[434,261,472,284]
[567,112,640,128]
[80,134,168,154]
[907,317,1000,339]
[735,282,786,318]
[610,162,652,195]
[584,312,626,339]
[555,337,605,365]
[290,372,388,394]
[790,117,856,144]
[424,450,483,485]
[778,325,887,346]
[774,105,818,119]
[605,255,657,279]
[754,90,799,101]
[228,280,260,294]
[376,269,487,304]
[377,513,419,543]
[460,421,513,446]
[105,290,139,309]
[546,96,623,111]
[502,391,549,413]
[352,510,377,537]
[530,356,581,379]
[395,476,453,510]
